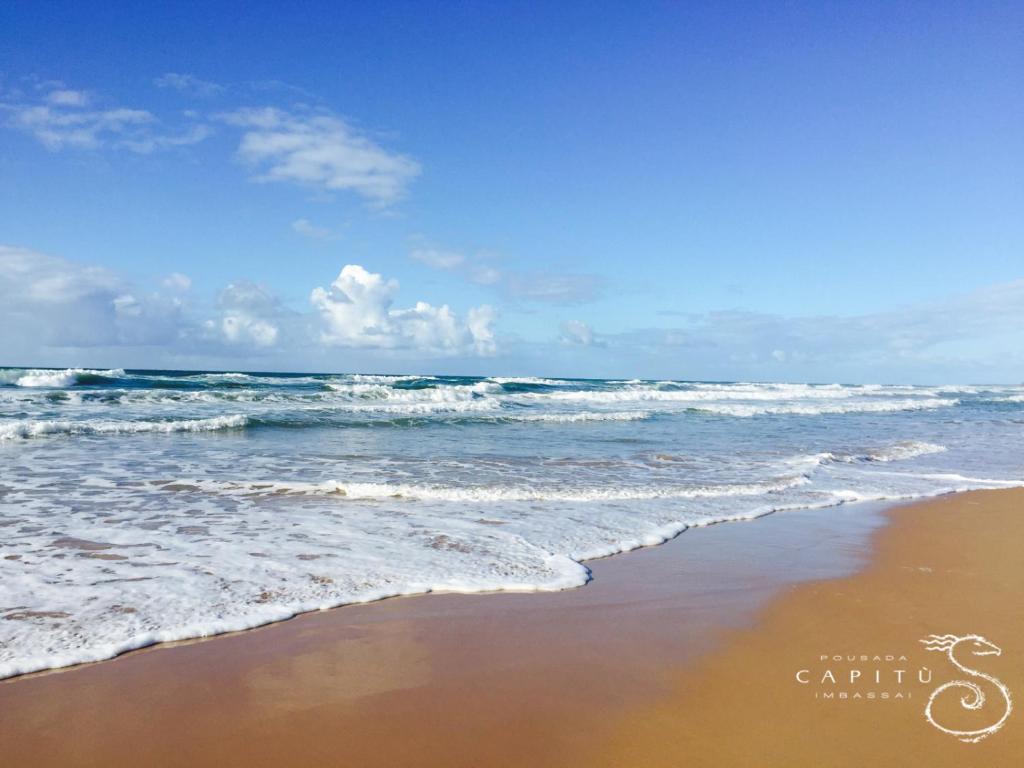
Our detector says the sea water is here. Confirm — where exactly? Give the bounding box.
[1,367,1022,678]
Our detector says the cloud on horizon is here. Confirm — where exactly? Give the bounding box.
[559,320,602,347]
[596,280,1024,382]
[311,265,495,355]
[0,246,498,365]
[0,245,185,353]
[6,243,1024,382]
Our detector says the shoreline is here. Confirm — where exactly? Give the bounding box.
[2,489,955,684]
[1,489,1020,765]
[2,492,893,684]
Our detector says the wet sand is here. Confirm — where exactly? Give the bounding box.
[592,488,1024,767]
[0,490,1019,766]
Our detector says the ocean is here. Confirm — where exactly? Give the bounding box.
[1,367,1022,679]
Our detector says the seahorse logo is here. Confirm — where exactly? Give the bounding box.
[920,634,1013,742]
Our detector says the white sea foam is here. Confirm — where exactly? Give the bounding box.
[792,441,949,467]
[0,414,248,439]
[2,368,1023,681]
[487,410,653,423]
[864,441,947,462]
[487,376,575,386]
[691,399,958,417]
[156,474,810,503]
[8,367,125,387]
[527,384,862,403]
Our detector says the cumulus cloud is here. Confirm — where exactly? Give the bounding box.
[3,84,209,153]
[409,243,601,304]
[310,265,496,354]
[213,282,280,348]
[220,107,420,205]
[1,246,497,363]
[5,243,1024,380]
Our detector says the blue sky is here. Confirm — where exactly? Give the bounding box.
[1,1,1022,382]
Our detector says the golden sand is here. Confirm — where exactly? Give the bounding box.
[592,488,1024,767]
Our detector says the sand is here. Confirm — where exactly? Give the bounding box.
[592,488,1024,767]
[0,490,1020,766]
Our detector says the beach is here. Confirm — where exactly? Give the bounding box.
[2,488,1020,766]
[4,2,1021,764]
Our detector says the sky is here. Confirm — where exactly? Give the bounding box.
[1,1,1022,382]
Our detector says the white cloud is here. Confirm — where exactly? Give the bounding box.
[3,84,209,153]
[162,273,192,291]
[120,124,211,154]
[45,89,89,107]
[154,73,224,97]
[214,282,281,348]
[220,107,420,204]
[0,246,496,362]
[612,280,1024,381]
[560,320,598,346]
[4,245,1024,381]
[291,218,336,241]
[467,306,498,355]
[409,243,601,304]
[310,264,496,355]
[10,104,155,150]
[0,245,183,351]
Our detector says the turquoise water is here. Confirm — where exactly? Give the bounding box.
[1,367,1023,678]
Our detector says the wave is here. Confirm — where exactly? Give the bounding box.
[325,380,499,398]
[342,373,437,384]
[487,376,576,386]
[0,414,248,440]
[156,474,809,502]
[861,441,947,462]
[4,368,126,388]
[690,399,958,417]
[527,385,858,403]
[483,410,652,424]
[793,441,948,467]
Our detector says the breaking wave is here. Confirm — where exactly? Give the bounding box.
[0,414,249,440]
